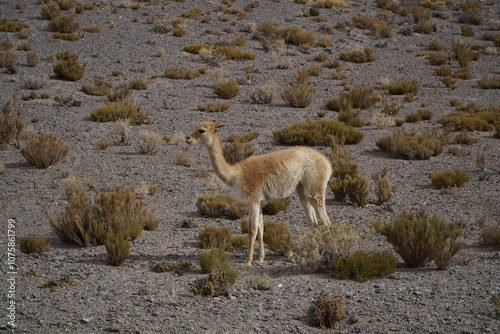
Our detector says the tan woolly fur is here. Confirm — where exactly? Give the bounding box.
[186,121,332,267]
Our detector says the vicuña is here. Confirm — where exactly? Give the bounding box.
[186,121,332,267]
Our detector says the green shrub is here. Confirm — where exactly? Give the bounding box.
[48,14,79,34]
[0,91,24,148]
[0,51,18,68]
[405,109,433,123]
[81,78,111,96]
[44,186,157,247]
[262,221,294,256]
[477,77,500,89]
[152,259,193,274]
[182,44,212,54]
[212,79,240,99]
[222,131,258,164]
[382,78,420,96]
[262,197,291,215]
[372,208,462,269]
[20,236,52,254]
[90,101,149,125]
[437,104,500,132]
[0,19,29,32]
[326,85,378,111]
[339,47,374,63]
[330,250,398,282]
[21,131,70,168]
[280,26,315,49]
[338,109,365,127]
[107,83,131,102]
[376,128,443,160]
[478,211,500,248]
[371,166,392,205]
[281,83,316,108]
[273,120,363,146]
[295,223,359,271]
[196,194,248,220]
[189,270,235,297]
[197,226,233,250]
[214,46,256,60]
[351,15,393,38]
[53,59,85,81]
[430,169,469,189]
[164,66,199,79]
[346,174,369,207]
[307,294,347,329]
[181,6,203,19]
[246,274,273,291]
[104,231,130,266]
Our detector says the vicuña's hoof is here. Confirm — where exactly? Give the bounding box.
[242,261,252,267]
[255,258,264,264]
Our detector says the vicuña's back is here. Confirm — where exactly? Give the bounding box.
[186,121,332,267]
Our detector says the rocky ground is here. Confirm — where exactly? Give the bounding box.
[0,0,499,333]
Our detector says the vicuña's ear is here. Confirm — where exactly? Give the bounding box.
[213,122,226,130]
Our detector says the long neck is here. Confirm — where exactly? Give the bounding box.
[205,133,235,186]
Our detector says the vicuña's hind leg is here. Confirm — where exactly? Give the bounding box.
[244,202,261,267]
[296,183,318,226]
[255,207,265,264]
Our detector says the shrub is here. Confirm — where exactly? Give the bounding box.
[262,220,294,256]
[339,47,374,63]
[413,19,434,34]
[0,91,24,148]
[307,294,347,329]
[98,140,112,150]
[213,79,240,99]
[197,101,230,113]
[326,85,378,111]
[164,66,199,80]
[214,46,256,60]
[128,79,148,90]
[21,131,70,168]
[345,174,369,207]
[104,231,130,266]
[477,77,500,89]
[437,109,500,132]
[26,52,39,67]
[20,236,51,254]
[152,259,193,274]
[113,119,130,145]
[196,194,248,220]
[280,26,315,49]
[138,130,163,155]
[44,186,157,247]
[477,210,500,248]
[382,78,420,96]
[83,26,102,33]
[405,109,433,123]
[39,275,77,289]
[198,226,233,250]
[295,223,359,271]
[48,15,79,34]
[182,44,212,54]
[281,83,316,108]
[40,3,61,20]
[90,101,149,125]
[273,120,364,146]
[189,270,235,297]
[246,274,272,291]
[328,144,359,202]
[330,250,398,282]
[23,75,48,90]
[0,19,28,32]
[81,78,111,96]
[371,166,392,205]
[351,15,393,38]
[53,59,85,81]
[373,208,462,268]
[182,6,203,19]
[262,197,291,215]
[376,128,443,160]
[0,51,18,68]
[223,131,259,164]
[107,83,131,102]
[430,169,469,189]
[249,81,277,104]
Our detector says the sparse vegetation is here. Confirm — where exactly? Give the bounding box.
[212,79,240,99]
[0,90,24,149]
[339,47,374,63]
[164,66,200,80]
[307,294,347,329]
[138,130,163,155]
[20,236,52,254]
[223,131,259,164]
[197,226,233,250]
[371,166,392,205]
[373,208,462,269]
[376,128,443,160]
[381,78,420,97]
[196,194,248,220]
[273,120,364,146]
[90,101,149,125]
[262,197,291,215]
[430,169,469,190]
[281,83,316,108]
[21,131,70,168]
[477,210,500,248]
[330,250,398,282]
[197,101,230,112]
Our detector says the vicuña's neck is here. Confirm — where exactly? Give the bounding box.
[204,133,235,186]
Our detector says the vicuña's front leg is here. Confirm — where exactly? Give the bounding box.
[255,207,265,264]
[244,202,261,267]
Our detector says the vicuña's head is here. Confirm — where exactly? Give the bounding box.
[186,121,226,146]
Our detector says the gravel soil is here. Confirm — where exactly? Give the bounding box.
[0,0,499,333]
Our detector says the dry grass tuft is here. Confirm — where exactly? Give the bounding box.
[307,294,347,329]
[21,131,70,168]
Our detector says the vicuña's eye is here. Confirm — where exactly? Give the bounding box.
[198,129,206,134]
